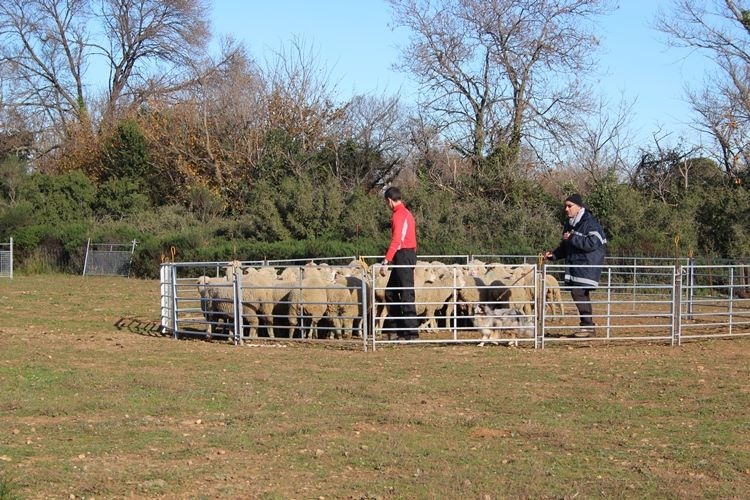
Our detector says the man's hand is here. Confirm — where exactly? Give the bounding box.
[543,251,554,260]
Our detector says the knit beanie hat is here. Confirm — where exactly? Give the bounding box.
[564,193,584,207]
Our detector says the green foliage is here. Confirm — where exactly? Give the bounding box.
[277,174,345,239]
[0,155,27,204]
[410,182,472,254]
[100,118,150,181]
[3,137,748,277]
[594,184,648,255]
[13,222,90,273]
[0,201,33,241]
[129,236,162,278]
[186,184,225,222]
[87,222,140,245]
[586,168,619,223]
[741,9,750,33]
[18,170,95,224]
[241,173,347,243]
[256,128,302,180]
[278,175,324,239]
[0,474,21,500]
[340,187,388,242]
[413,174,560,256]
[122,204,201,235]
[243,180,293,241]
[695,185,750,257]
[93,177,152,219]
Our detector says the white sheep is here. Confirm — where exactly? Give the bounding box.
[278,266,300,282]
[483,263,514,284]
[324,275,367,339]
[372,264,390,333]
[196,274,259,339]
[196,275,228,336]
[239,271,283,338]
[301,262,336,284]
[288,276,329,339]
[457,270,487,318]
[544,274,564,317]
[484,265,536,316]
[414,270,465,332]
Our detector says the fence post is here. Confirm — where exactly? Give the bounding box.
[631,257,637,309]
[8,237,12,279]
[686,257,695,319]
[126,239,137,278]
[370,266,378,352]
[232,268,243,345]
[82,238,91,276]
[536,255,544,349]
[360,277,368,352]
[170,264,179,339]
[451,265,459,340]
[729,267,735,336]
[672,264,682,347]
[606,267,612,339]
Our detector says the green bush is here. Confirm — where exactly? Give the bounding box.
[0,201,33,240]
[93,177,152,219]
[12,222,90,273]
[340,187,388,241]
[18,170,95,224]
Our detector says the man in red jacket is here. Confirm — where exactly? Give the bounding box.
[380,186,419,340]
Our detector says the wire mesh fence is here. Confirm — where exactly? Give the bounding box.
[82,239,137,276]
[0,238,12,279]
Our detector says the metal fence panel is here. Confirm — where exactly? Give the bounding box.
[160,258,750,350]
[0,238,12,279]
[680,265,750,341]
[82,239,137,276]
[164,261,371,345]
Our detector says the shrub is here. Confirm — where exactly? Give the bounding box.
[17,170,95,224]
[0,201,33,241]
[93,178,152,219]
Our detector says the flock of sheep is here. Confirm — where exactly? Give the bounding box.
[193,258,564,344]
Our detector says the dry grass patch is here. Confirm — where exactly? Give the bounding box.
[0,274,748,498]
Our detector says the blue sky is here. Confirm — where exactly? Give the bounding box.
[210,1,709,148]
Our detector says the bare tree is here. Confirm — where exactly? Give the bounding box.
[0,0,212,153]
[656,0,750,177]
[330,93,409,191]
[142,42,268,206]
[631,131,701,205]
[388,0,612,169]
[91,0,210,121]
[0,0,90,133]
[262,36,345,175]
[568,96,635,182]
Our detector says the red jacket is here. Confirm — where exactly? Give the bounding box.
[385,202,417,262]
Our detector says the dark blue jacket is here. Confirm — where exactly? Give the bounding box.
[551,209,607,288]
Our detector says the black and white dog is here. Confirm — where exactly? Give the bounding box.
[474,305,534,346]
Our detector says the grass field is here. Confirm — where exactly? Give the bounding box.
[1,274,749,499]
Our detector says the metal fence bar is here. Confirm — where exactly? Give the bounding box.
[672,265,682,346]
[170,265,179,340]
